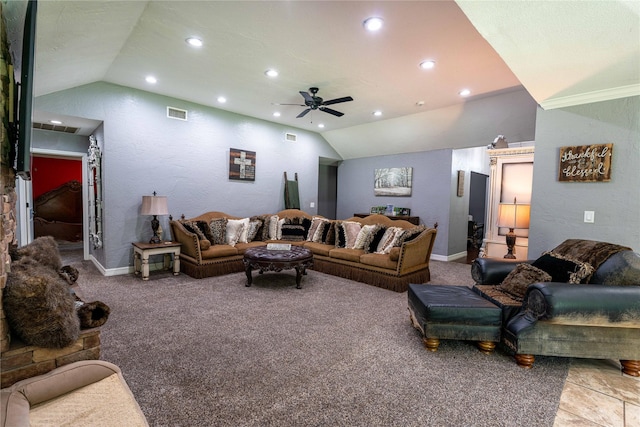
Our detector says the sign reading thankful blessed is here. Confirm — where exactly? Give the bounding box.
[558,143,613,182]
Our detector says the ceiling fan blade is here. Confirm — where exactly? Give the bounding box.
[299,91,314,103]
[296,108,311,118]
[322,96,353,106]
[273,103,306,106]
[319,107,344,117]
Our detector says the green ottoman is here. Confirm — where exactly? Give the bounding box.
[408,284,502,354]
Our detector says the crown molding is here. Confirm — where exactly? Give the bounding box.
[540,84,640,110]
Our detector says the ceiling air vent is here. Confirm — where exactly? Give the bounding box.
[32,122,80,134]
[167,106,188,121]
[285,132,297,142]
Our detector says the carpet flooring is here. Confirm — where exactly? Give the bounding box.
[68,255,568,427]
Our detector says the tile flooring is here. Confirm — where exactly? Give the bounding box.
[554,359,640,426]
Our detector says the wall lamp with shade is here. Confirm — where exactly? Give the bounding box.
[497,197,530,259]
[140,192,169,244]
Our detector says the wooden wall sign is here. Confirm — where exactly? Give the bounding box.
[558,143,613,182]
[229,148,256,181]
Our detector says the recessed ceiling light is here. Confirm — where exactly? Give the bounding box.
[145,76,157,84]
[372,110,383,117]
[416,101,425,107]
[273,112,281,117]
[318,123,325,128]
[264,69,278,78]
[50,120,62,125]
[419,60,436,70]
[459,89,471,97]
[217,96,227,103]
[186,37,203,47]
[363,17,384,32]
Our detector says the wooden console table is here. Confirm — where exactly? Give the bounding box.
[353,213,420,226]
[132,242,181,280]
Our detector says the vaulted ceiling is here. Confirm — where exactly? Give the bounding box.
[4,1,638,159]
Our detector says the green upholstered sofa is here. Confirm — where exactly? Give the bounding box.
[170,209,437,292]
[472,239,640,376]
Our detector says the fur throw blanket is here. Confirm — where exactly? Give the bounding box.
[5,236,110,348]
[6,237,80,348]
[552,239,632,271]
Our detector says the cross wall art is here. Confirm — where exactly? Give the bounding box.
[229,148,256,181]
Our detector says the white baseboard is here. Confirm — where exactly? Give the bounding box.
[430,251,467,262]
[90,256,165,277]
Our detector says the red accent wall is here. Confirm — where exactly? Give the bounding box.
[32,157,82,199]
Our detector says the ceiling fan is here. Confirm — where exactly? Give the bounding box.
[276,87,354,118]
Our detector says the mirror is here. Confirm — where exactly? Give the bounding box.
[88,135,103,249]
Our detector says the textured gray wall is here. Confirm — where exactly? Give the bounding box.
[35,82,341,270]
[336,146,490,258]
[529,97,640,256]
[337,150,452,257]
[32,130,88,153]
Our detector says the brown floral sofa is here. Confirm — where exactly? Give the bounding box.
[169,209,437,292]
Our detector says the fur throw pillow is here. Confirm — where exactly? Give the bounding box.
[499,263,552,300]
[5,256,80,348]
[77,301,111,329]
[10,235,62,270]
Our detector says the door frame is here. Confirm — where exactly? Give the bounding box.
[29,148,89,260]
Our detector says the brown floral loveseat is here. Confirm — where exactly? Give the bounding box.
[169,209,437,292]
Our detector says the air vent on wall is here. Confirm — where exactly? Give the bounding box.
[32,122,80,134]
[285,132,297,142]
[167,106,188,121]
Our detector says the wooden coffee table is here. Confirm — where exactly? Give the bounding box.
[243,245,313,289]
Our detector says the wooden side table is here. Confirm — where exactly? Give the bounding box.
[132,242,181,280]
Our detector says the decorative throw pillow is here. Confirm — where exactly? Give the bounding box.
[196,220,216,243]
[199,239,211,250]
[5,257,80,348]
[532,251,594,283]
[342,221,362,249]
[367,226,387,253]
[235,218,251,243]
[322,220,336,245]
[301,217,312,235]
[277,218,285,240]
[225,219,247,246]
[375,227,404,254]
[334,221,345,248]
[182,220,207,241]
[499,263,552,300]
[395,225,427,247]
[246,219,263,242]
[10,235,62,270]
[353,224,377,250]
[208,218,227,245]
[360,225,383,253]
[268,215,282,240]
[281,223,307,241]
[312,220,330,243]
[307,217,325,241]
[261,215,274,241]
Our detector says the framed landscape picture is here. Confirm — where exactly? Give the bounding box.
[374,167,412,196]
[229,148,256,181]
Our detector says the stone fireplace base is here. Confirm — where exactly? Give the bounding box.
[1,328,101,388]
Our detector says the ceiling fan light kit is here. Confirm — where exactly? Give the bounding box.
[279,87,354,119]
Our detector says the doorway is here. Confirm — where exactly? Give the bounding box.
[32,156,83,243]
[20,149,90,260]
[318,159,339,219]
[467,171,488,262]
